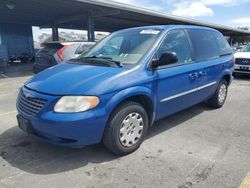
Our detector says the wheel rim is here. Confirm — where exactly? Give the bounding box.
[218,83,227,104]
[119,112,144,147]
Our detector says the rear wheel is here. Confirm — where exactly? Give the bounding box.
[207,79,228,109]
[103,102,148,155]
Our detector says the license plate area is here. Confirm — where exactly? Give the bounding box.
[240,66,249,70]
[17,115,33,134]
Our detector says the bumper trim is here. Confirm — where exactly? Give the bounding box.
[233,70,250,74]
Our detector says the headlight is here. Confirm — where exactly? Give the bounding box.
[54,96,99,113]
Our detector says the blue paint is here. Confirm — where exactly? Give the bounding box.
[16,25,234,148]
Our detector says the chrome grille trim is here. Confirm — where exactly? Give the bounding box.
[235,58,250,65]
[17,90,47,116]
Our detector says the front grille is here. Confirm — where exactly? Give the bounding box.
[235,69,250,72]
[235,58,250,65]
[17,90,47,116]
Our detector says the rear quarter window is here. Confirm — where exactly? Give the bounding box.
[213,32,232,55]
[187,29,219,62]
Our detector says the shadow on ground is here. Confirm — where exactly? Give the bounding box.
[0,103,212,175]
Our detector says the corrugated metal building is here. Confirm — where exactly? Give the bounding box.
[0,23,34,60]
[0,0,250,61]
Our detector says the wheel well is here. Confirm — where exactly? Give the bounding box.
[109,95,154,126]
[222,74,231,85]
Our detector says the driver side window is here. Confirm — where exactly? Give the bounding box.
[156,30,192,64]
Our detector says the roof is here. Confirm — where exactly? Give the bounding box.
[0,0,249,36]
[119,25,219,32]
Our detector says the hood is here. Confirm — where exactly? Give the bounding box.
[234,52,250,59]
[25,63,124,95]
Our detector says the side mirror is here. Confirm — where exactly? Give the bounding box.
[152,52,178,68]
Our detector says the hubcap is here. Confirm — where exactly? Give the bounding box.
[218,83,227,104]
[119,112,144,147]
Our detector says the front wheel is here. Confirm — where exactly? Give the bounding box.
[207,79,228,109]
[103,102,148,155]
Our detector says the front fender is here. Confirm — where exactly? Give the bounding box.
[105,86,155,116]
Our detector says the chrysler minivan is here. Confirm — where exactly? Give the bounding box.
[16,25,234,155]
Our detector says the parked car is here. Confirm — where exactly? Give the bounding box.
[17,25,233,155]
[9,53,35,63]
[234,45,246,52]
[234,44,250,76]
[33,41,95,74]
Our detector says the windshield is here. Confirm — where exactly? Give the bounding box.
[81,28,162,65]
[242,44,250,52]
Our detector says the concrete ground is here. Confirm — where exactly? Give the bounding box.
[0,65,250,188]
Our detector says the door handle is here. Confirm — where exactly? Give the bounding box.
[198,70,207,77]
[189,73,198,80]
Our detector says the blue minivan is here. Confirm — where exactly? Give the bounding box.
[16,25,233,155]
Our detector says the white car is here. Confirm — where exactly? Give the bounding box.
[234,44,250,75]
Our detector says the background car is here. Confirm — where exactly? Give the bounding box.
[234,44,250,76]
[9,53,35,64]
[33,41,95,74]
[234,45,246,52]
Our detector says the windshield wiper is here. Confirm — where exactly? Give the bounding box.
[84,56,123,67]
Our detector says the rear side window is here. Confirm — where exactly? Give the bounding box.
[39,43,64,54]
[75,44,93,54]
[213,32,232,55]
[188,29,219,62]
[156,30,192,64]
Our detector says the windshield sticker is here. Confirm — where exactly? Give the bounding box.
[140,30,160,35]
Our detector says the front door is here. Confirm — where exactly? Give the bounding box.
[155,29,200,120]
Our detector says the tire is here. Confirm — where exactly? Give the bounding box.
[207,79,228,109]
[103,101,148,155]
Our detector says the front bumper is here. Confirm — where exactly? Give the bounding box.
[234,64,250,74]
[16,87,107,147]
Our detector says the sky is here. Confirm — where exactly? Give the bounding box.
[112,0,250,28]
[33,0,250,41]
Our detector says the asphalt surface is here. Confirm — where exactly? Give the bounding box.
[0,68,250,188]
